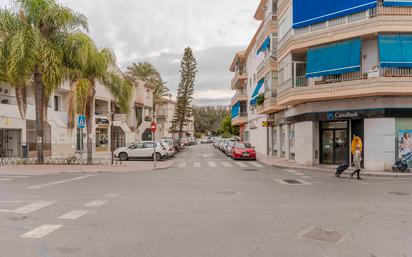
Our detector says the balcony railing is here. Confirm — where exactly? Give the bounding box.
[113,114,127,122]
[231,69,247,88]
[294,3,412,36]
[256,14,277,49]
[286,68,412,90]
[155,109,167,116]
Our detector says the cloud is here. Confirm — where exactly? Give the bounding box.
[0,0,260,106]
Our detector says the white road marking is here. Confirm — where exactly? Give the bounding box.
[21,225,63,239]
[235,162,248,168]
[178,162,186,168]
[0,178,12,181]
[285,169,297,173]
[58,210,88,220]
[0,175,29,178]
[28,175,95,189]
[84,200,107,207]
[208,162,217,168]
[13,201,55,214]
[302,176,312,179]
[222,162,233,168]
[249,162,264,168]
[104,193,121,198]
[194,162,201,168]
[295,172,305,176]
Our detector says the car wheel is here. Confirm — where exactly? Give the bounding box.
[119,152,128,161]
[153,153,162,161]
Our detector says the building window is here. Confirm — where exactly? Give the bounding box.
[54,95,60,112]
[96,127,109,152]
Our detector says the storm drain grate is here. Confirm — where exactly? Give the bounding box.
[283,179,303,184]
[300,228,344,244]
[389,192,410,196]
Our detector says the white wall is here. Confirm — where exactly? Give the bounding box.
[295,121,315,165]
[364,118,396,171]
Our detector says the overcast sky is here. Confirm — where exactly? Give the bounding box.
[0,0,260,106]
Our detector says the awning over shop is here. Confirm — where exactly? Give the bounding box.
[306,38,361,78]
[383,0,412,6]
[293,0,377,28]
[379,34,412,67]
[257,37,270,55]
[231,102,241,118]
[250,79,265,106]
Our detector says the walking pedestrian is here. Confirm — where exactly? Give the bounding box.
[351,145,362,180]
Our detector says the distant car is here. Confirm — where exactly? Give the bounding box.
[114,141,168,161]
[224,141,235,156]
[230,142,257,160]
[201,137,213,144]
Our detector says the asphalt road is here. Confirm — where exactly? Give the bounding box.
[1,144,412,257]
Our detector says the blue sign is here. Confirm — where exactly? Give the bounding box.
[293,0,377,28]
[77,115,86,129]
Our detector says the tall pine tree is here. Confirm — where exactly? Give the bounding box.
[172,47,197,142]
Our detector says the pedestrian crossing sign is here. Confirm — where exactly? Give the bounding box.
[77,115,86,129]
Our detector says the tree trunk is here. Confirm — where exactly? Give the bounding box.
[34,65,44,164]
[86,85,96,165]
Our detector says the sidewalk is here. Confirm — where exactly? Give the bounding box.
[0,160,174,176]
[257,154,412,178]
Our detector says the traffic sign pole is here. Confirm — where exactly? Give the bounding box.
[150,122,157,168]
[78,115,86,171]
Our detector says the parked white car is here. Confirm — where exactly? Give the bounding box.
[159,139,176,158]
[114,141,168,161]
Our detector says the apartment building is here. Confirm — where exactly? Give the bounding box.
[154,96,195,140]
[232,0,412,171]
[0,75,155,158]
[230,0,279,156]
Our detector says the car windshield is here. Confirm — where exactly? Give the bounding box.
[234,142,252,148]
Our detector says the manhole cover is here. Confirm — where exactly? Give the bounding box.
[300,228,344,244]
[244,169,258,172]
[283,179,303,184]
[389,192,410,196]
[215,191,237,195]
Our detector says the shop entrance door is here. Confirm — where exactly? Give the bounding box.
[320,121,349,165]
[0,129,21,157]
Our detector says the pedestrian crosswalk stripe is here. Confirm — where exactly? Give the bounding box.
[208,162,216,168]
[295,172,305,176]
[222,162,233,168]
[178,162,186,168]
[194,162,201,168]
[235,162,248,168]
[21,225,63,239]
[249,162,264,168]
[58,210,88,220]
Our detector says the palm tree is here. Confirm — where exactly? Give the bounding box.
[0,0,88,164]
[66,34,131,165]
[126,62,170,113]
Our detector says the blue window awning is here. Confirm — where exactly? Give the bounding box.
[231,102,241,118]
[379,34,412,67]
[293,0,377,28]
[257,37,271,55]
[250,79,264,106]
[306,38,361,78]
[384,0,412,6]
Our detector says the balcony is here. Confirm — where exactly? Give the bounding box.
[113,114,127,122]
[154,109,167,117]
[256,14,278,50]
[231,91,248,105]
[277,68,412,106]
[231,69,247,90]
[278,3,412,60]
[257,54,278,81]
[231,112,248,126]
[257,90,283,115]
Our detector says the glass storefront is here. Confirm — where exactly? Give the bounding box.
[96,127,109,152]
[320,121,349,164]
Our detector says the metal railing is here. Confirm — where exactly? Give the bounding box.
[380,67,412,77]
[231,68,247,88]
[294,3,412,36]
[155,109,167,116]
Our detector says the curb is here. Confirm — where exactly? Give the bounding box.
[269,164,412,178]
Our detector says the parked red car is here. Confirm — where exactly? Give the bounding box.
[230,142,256,160]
